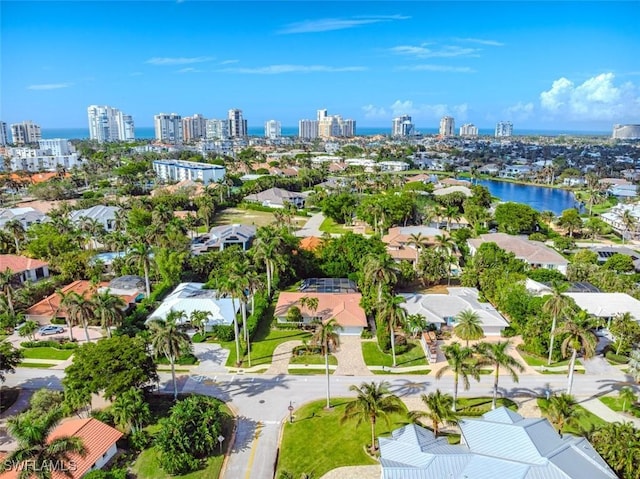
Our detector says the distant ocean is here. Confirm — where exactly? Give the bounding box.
[41,126,610,140]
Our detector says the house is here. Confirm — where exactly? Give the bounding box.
[147,283,237,330]
[401,287,509,336]
[477,163,500,175]
[25,279,140,324]
[0,254,49,284]
[275,291,367,335]
[433,185,473,197]
[0,206,47,230]
[382,226,446,264]
[589,245,640,271]
[564,292,640,324]
[500,164,532,178]
[243,187,306,209]
[150,178,208,198]
[379,407,617,479]
[69,205,121,233]
[600,203,640,239]
[191,224,256,254]
[468,233,569,275]
[0,418,122,479]
[609,183,638,198]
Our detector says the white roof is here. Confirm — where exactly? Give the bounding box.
[401,287,509,330]
[564,292,640,319]
[69,205,120,222]
[148,282,237,326]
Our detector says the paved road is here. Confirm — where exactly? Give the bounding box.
[294,212,325,237]
[3,366,639,479]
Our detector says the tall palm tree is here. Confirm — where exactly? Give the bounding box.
[55,289,76,342]
[436,342,481,411]
[556,314,597,395]
[253,225,284,297]
[444,205,461,231]
[628,349,640,383]
[363,254,398,304]
[0,268,16,316]
[341,381,405,454]
[542,281,573,365]
[218,275,242,366]
[0,411,86,478]
[409,389,457,437]
[148,311,192,401]
[111,387,151,433]
[127,242,153,298]
[407,233,428,266]
[621,209,637,243]
[454,309,484,347]
[227,259,252,366]
[92,289,126,338]
[4,219,25,253]
[311,318,342,408]
[379,295,407,368]
[62,291,96,343]
[474,341,525,409]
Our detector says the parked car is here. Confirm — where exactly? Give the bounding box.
[38,325,65,336]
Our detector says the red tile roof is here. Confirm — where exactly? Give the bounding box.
[275,292,367,327]
[299,236,323,251]
[0,255,48,274]
[0,418,122,479]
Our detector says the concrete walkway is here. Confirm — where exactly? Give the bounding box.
[580,396,640,428]
[320,465,380,479]
[334,336,372,376]
[264,340,303,375]
[294,212,326,237]
[582,357,622,376]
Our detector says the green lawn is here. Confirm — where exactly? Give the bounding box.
[373,368,431,375]
[277,399,410,478]
[213,207,276,227]
[455,397,518,415]
[223,328,312,368]
[599,395,640,417]
[319,217,350,234]
[362,341,428,368]
[517,348,572,368]
[20,347,74,361]
[288,368,335,375]
[290,353,337,365]
[537,398,606,435]
[17,362,56,368]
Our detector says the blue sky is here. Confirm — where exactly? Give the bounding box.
[1,1,639,131]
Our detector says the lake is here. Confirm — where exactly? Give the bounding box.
[474,179,580,215]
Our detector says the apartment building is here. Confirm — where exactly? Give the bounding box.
[6,142,82,172]
[11,121,42,144]
[154,113,183,144]
[392,115,415,137]
[265,120,281,139]
[459,123,479,137]
[439,116,455,137]
[87,105,135,142]
[298,119,319,139]
[152,159,226,185]
[182,114,207,142]
[228,109,247,138]
[495,121,513,138]
[0,121,8,146]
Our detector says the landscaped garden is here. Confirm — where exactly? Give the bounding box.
[362,340,428,368]
[599,391,640,418]
[20,347,74,361]
[223,328,312,368]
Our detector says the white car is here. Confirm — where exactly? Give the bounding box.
[38,325,65,336]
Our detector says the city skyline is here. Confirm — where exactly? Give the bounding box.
[2,1,639,130]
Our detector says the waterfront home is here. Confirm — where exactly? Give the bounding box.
[401,287,509,336]
[609,183,638,198]
[147,282,237,330]
[0,254,49,284]
[191,224,256,254]
[379,407,617,479]
[243,187,306,209]
[499,164,532,179]
[600,203,640,239]
[467,233,569,275]
[477,163,500,175]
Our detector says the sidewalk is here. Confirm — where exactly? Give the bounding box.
[580,396,640,428]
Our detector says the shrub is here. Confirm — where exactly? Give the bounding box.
[605,351,629,364]
[51,317,67,325]
[501,326,518,338]
[211,325,235,341]
[275,322,301,330]
[129,429,152,452]
[191,332,209,343]
[528,232,547,242]
[84,469,128,479]
[21,340,78,350]
[157,353,198,366]
[360,329,373,339]
[90,409,115,426]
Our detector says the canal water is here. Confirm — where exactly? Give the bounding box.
[473,179,580,215]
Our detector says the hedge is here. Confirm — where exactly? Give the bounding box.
[605,351,629,364]
[21,340,78,350]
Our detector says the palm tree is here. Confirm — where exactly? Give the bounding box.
[127,242,153,298]
[218,275,242,366]
[299,296,319,319]
[619,386,637,413]
[543,393,579,435]
[453,309,484,347]
[556,314,597,395]
[540,210,556,226]
[18,320,38,342]
[311,318,343,408]
[253,225,284,297]
[62,291,96,343]
[190,310,211,336]
[409,389,457,437]
[621,209,637,243]
[111,387,151,433]
[55,289,76,342]
[92,289,126,338]
[0,268,16,316]
[436,342,480,412]
[0,411,86,478]
[591,422,640,478]
[363,254,398,304]
[474,341,525,409]
[379,295,407,368]
[0,340,23,383]
[434,234,457,285]
[444,205,461,231]
[628,349,640,383]
[407,233,428,266]
[148,311,192,401]
[4,219,25,253]
[341,381,405,454]
[227,260,252,366]
[542,281,573,365]
[405,314,426,339]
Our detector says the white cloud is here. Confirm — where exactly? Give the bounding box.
[218,64,367,74]
[396,64,475,73]
[539,73,640,121]
[505,101,535,120]
[146,56,213,66]
[278,14,409,34]
[390,44,479,58]
[27,83,72,90]
[454,37,505,47]
[177,67,201,73]
[363,100,469,122]
[219,59,239,65]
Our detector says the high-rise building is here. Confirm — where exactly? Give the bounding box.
[154,113,183,144]
[182,114,207,142]
[38,139,72,156]
[0,122,8,146]
[392,115,415,137]
[87,105,134,142]
[10,121,42,145]
[264,120,281,139]
[439,116,455,137]
[317,109,328,121]
[228,109,247,138]
[459,123,479,137]
[317,110,356,138]
[495,121,513,138]
[298,119,319,140]
[205,119,230,140]
[612,124,640,140]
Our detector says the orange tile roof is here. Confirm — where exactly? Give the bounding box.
[299,236,323,251]
[0,255,48,274]
[275,292,367,327]
[0,418,122,479]
[387,247,419,262]
[25,280,108,319]
[9,172,71,184]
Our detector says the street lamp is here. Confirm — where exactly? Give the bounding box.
[288,401,294,424]
[217,435,225,453]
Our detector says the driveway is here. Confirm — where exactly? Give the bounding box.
[191,343,230,374]
[6,326,104,347]
[294,212,325,237]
